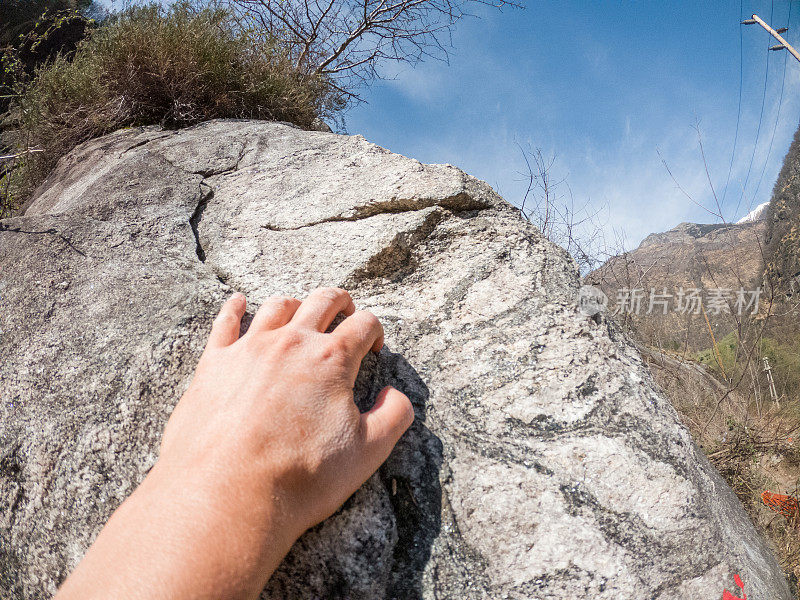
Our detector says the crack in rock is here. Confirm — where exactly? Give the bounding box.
[260,192,488,232]
[175,145,246,265]
[0,223,86,257]
[189,184,213,263]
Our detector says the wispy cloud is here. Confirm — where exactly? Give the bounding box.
[348,2,800,258]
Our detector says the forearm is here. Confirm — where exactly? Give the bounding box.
[55,460,294,600]
[55,288,412,599]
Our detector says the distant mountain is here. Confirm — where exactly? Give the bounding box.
[586,121,800,353]
[586,218,766,352]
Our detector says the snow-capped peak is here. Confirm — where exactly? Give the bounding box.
[736,201,770,224]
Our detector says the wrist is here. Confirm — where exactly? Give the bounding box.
[122,458,297,598]
[146,455,299,551]
[56,457,296,600]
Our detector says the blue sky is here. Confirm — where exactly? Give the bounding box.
[100,0,800,252]
[344,1,800,251]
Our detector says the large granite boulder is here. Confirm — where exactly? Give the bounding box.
[0,120,791,599]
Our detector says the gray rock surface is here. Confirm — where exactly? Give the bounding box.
[0,120,791,599]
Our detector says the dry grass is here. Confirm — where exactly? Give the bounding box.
[1,1,344,215]
[643,346,800,594]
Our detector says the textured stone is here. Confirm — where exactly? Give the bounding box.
[765,121,800,297]
[0,120,791,599]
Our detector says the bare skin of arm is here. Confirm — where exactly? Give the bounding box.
[54,287,414,600]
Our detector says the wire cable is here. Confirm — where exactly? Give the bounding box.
[749,0,792,210]
[721,0,745,206]
[734,0,774,219]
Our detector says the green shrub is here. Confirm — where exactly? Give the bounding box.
[1,1,344,214]
[697,330,738,377]
[760,335,800,398]
[695,330,800,402]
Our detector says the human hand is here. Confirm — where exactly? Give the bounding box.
[159,287,415,538]
[55,287,414,600]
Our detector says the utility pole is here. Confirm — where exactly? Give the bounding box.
[763,356,779,407]
[742,14,800,65]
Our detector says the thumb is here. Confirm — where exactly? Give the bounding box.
[359,386,414,470]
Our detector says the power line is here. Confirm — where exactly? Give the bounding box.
[735,0,774,219]
[721,0,745,207]
[749,0,792,210]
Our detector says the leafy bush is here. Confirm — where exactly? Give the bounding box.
[1,7,96,118]
[1,1,344,215]
[0,1,97,47]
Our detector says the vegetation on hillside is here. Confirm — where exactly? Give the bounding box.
[765,124,800,300]
[1,2,99,117]
[0,1,98,46]
[696,330,800,403]
[1,2,345,216]
[592,122,800,593]
[0,0,517,217]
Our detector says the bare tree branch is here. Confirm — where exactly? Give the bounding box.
[223,0,521,98]
[515,143,607,274]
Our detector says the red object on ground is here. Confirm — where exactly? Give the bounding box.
[761,490,800,523]
[721,574,747,600]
